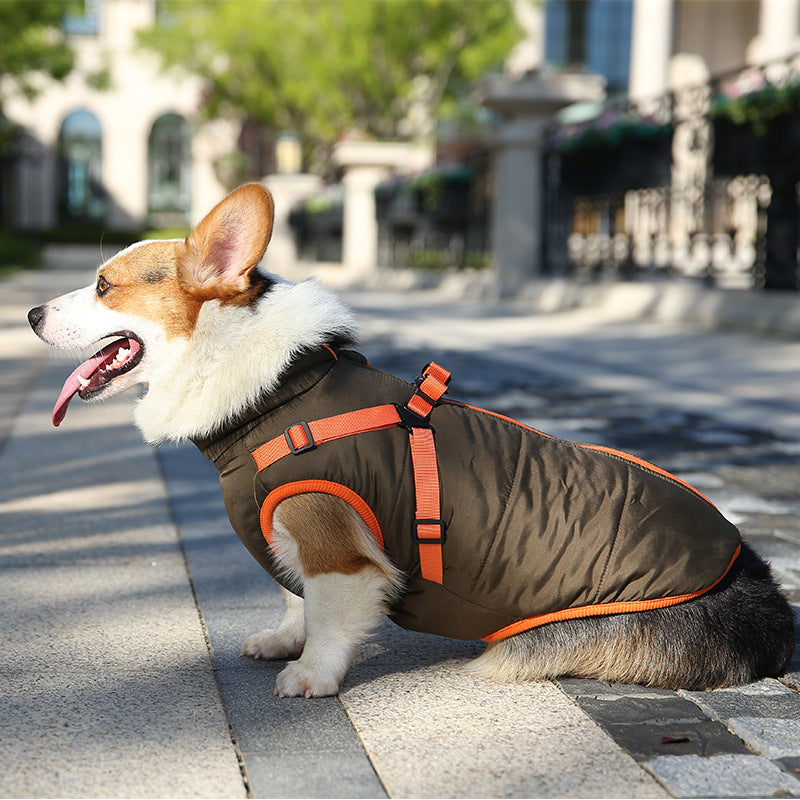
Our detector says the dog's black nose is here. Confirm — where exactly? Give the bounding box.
[28,305,46,333]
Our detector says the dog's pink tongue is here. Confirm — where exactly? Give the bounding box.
[52,341,123,427]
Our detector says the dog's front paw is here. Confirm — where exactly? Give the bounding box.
[240,630,304,661]
[274,661,340,698]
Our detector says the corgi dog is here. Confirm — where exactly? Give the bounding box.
[29,184,795,697]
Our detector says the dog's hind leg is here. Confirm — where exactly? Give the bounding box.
[241,586,306,660]
[468,542,795,690]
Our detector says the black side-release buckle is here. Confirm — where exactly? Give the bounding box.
[414,518,445,544]
[394,402,431,431]
[284,421,315,454]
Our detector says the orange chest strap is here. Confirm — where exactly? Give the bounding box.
[250,362,452,584]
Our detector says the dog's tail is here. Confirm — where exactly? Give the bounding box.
[467,542,796,690]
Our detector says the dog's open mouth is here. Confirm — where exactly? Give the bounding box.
[52,333,144,426]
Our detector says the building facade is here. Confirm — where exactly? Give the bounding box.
[4,0,239,233]
[537,0,800,291]
[544,0,799,101]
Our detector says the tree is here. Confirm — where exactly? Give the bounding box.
[140,0,520,170]
[0,0,74,150]
[0,1,74,104]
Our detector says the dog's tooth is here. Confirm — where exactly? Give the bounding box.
[77,375,90,388]
[109,347,131,369]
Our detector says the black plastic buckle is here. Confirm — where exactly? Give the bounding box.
[395,403,431,431]
[284,422,315,454]
[414,518,445,545]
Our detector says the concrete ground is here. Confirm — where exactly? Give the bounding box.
[3,261,800,798]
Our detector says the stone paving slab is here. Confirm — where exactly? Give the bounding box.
[645,754,800,798]
[0,670,243,799]
[341,662,667,798]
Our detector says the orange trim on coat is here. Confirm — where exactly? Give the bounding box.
[320,344,339,360]
[452,401,716,509]
[259,479,385,551]
[482,543,742,642]
[448,401,555,438]
[577,443,718,508]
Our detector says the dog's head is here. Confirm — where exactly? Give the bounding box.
[28,183,275,427]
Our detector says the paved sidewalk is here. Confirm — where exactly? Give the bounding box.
[3,263,800,797]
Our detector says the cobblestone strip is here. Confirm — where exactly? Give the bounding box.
[557,679,800,797]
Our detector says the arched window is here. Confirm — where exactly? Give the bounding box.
[57,109,105,223]
[148,113,191,225]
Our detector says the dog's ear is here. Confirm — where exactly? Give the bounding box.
[180,183,275,300]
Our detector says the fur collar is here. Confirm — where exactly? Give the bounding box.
[133,278,357,444]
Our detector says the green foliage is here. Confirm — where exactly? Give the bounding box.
[84,56,113,92]
[0,233,41,276]
[142,226,191,240]
[407,247,489,271]
[408,248,450,270]
[140,0,520,163]
[0,1,74,100]
[0,0,74,153]
[556,111,672,154]
[710,82,800,136]
[412,164,473,211]
[36,225,191,245]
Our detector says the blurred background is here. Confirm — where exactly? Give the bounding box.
[2,0,800,297]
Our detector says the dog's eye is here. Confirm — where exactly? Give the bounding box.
[96,276,112,297]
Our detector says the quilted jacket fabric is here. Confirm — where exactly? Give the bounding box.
[193,348,741,641]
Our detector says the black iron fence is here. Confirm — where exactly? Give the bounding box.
[543,52,800,290]
[289,158,490,271]
[375,162,489,271]
[288,185,344,263]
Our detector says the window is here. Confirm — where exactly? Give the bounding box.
[545,0,633,94]
[63,0,100,36]
[57,109,105,223]
[148,113,191,225]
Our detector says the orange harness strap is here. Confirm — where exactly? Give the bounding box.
[403,363,451,582]
[251,404,401,468]
[251,362,451,584]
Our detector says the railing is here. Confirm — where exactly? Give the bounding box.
[375,162,489,271]
[289,158,490,272]
[543,51,800,290]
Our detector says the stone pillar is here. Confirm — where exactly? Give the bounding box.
[262,172,323,272]
[481,72,605,297]
[748,0,800,63]
[491,118,546,297]
[629,0,673,102]
[332,140,433,279]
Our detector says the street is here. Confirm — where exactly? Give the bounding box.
[2,266,800,797]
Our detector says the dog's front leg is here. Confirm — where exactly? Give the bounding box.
[265,493,401,698]
[274,567,391,697]
[241,586,305,660]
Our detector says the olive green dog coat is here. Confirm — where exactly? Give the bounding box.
[193,348,741,642]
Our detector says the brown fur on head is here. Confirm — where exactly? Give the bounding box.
[97,184,275,339]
